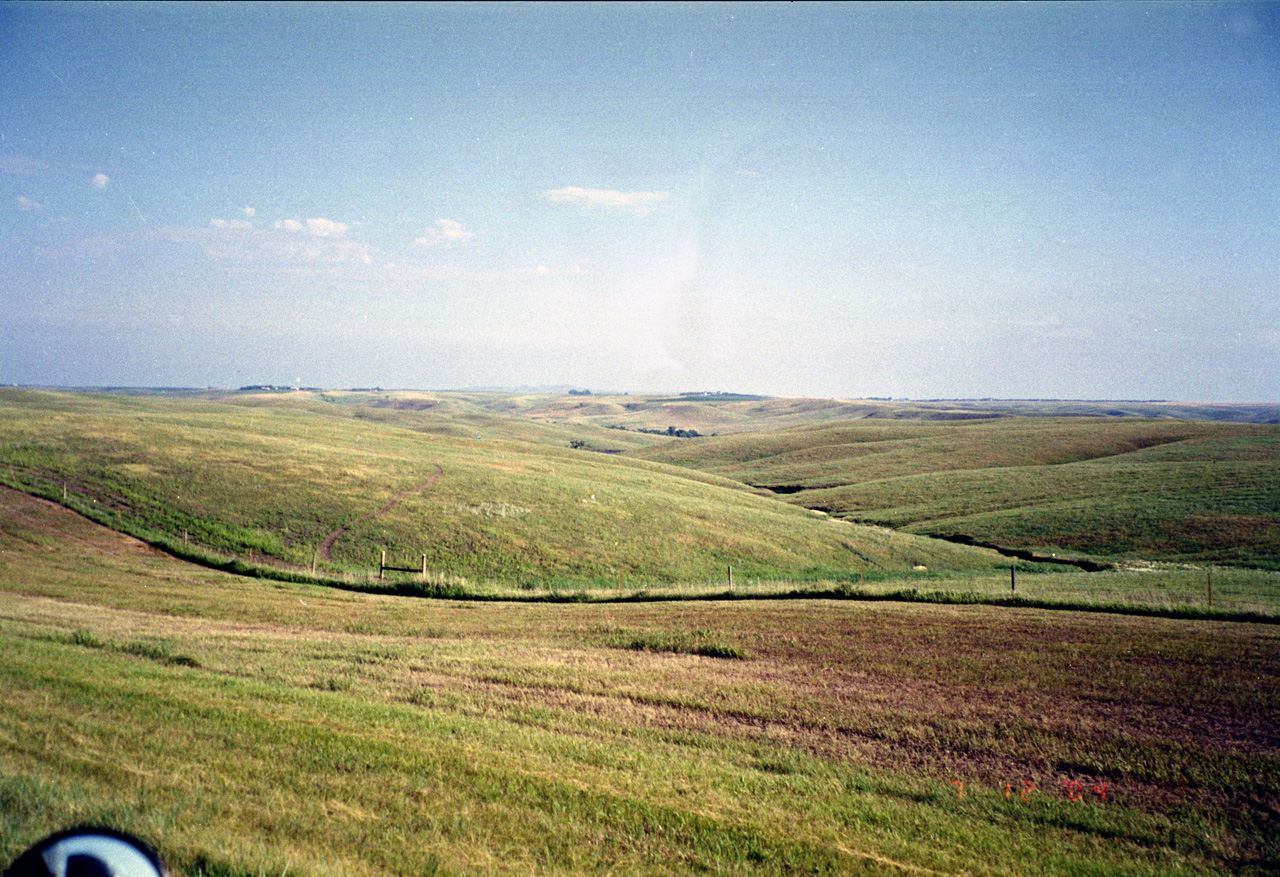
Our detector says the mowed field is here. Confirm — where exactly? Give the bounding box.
[2,488,1278,876]
[1,388,1278,875]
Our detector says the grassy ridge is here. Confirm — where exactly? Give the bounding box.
[0,389,1003,585]
[2,490,1277,875]
[634,417,1280,569]
[503,394,1280,433]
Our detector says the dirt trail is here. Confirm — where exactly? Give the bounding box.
[318,465,442,561]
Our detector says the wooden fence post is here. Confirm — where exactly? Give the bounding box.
[380,550,386,581]
[1010,564,1016,594]
[728,565,733,591]
[422,554,427,576]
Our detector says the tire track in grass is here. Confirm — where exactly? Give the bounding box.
[318,464,442,561]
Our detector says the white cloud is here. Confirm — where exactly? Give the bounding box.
[91,173,110,189]
[305,217,347,237]
[542,186,670,215]
[13,195,42,212]
[272,217,348,237]
[210,218,252,230]
[242,206,256,218]
[413,218,476,247]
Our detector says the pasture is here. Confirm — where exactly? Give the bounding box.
[1,388,1277,875]
[1,489,1277,875]
[634,416,1280,570]
[0,389,1007,585]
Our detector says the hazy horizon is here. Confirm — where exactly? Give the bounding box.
[3,2,1277,401]
[7,383,1277,409]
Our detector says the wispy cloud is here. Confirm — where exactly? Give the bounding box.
[91,173,110,189]
[1,156,47,176]
[413,218,475,247]
[162,220,371,268]
[13,196,42,212]
[542,187,670,215]
[273,217,348,237]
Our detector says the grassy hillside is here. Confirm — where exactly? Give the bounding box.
[633,417,1280,569]
[301,389,669,450]
[2,489,1277,876]
[504,393,1280,432]
[0,389,1002,585]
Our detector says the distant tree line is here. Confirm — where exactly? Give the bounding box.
[661,392,766,402]
[606,424,703,438]
[568,439,622,453]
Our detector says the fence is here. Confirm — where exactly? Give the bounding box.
[379,550,428,580]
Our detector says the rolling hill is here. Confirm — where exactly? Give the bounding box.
[2,387,1278,875]
[632,416,1280,569]
[0,388,1004,586]
[5,387,1275,577]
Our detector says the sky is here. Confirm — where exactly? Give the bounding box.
[2,2,1277,400]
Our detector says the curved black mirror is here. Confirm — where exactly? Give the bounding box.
[4,828,167,877]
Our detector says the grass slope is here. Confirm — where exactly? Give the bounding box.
[1,489,1277,876]
[0,389,1001,586]
[634,417,1280,569]
[501,394,1280,433]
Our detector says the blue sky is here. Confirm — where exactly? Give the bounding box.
[2,2,1277,399]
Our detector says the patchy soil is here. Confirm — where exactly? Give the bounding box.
[0,485,169,560]
[389,598,1280,858]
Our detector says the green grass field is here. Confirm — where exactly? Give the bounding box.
[633,416,1280,569]
[0,389,1007,585]
[1,488,1277,876]
[1,388,1277,875]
